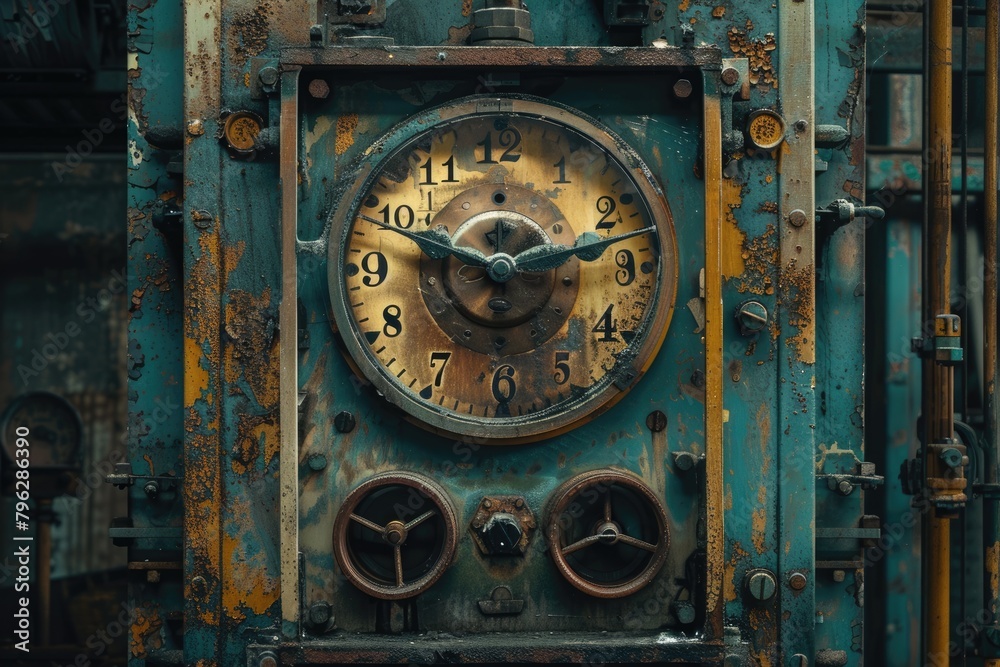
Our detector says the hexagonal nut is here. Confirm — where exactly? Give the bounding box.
[473,7,532,29]
[470,25,535,43]
[308,79,330,99]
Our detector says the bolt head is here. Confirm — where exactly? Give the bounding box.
[673,79,693,99]
[308,79,330,99]
[788,209,808,228]
[721,67,740,86]
[258,66,279,87]
[482,513,523,555]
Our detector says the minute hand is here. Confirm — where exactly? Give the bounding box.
[358,214,489,267]
[513,226,656,273]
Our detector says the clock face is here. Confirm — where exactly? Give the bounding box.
[328,97,677,443]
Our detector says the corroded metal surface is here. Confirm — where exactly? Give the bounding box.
[281,45,722,70]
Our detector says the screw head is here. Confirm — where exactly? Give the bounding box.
[838,479,855,495]
[334,411,356,433]
[745,570,777,601]
[735,301,769,335]
[646,410,667,432]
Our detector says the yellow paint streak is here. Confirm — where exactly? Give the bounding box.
[335,113,359,155]
[721,175,746,279]
[752,505,767,555]
[702,90,725,624]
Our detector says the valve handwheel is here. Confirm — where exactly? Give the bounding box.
[546,469,669,598]
[333,472,458,600]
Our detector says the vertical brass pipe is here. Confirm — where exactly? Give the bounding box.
[983,0,999,664]
[924,0,954,664]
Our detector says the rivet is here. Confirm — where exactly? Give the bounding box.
[187,119,205,137]
[721,67,740,86]
[788,572,807,591]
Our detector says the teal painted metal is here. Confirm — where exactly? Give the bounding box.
[122,1,884,665]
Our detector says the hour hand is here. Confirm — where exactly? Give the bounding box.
[513,225,656,273]
[358,214,489,267]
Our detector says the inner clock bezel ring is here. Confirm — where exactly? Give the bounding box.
[326,95,679,443]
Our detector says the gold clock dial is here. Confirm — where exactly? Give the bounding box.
[328,97,677,443]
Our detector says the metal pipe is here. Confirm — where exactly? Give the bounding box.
[983,0,999,662]
[923,0,955,664]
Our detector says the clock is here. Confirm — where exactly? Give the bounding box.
[327,96,677,443]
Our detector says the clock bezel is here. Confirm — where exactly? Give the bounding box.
[326,95,679,443]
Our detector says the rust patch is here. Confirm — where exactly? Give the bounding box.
[843,178,864,200]
[735,224,777,295]
[679,0,692,10]
[751,482,767,555]
[230,413,278,475]
[446,23,474,44]
[335,113,359,155]
[721,177,746,279]
[461,0,473,16]
[988,541,1000,599]
[129,83,149,134]
[758,201,779,214]
[712,6,726,17]
[224,287,279,407]
[782,262,815,360]
[227,2,274,68]
[727,25,777,88]
[222,498,280,620]
[130,603,164,658]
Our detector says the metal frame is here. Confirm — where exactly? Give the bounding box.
[275,44,727,645]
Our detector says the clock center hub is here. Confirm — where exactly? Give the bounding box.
[420,183,580,355]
